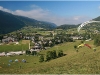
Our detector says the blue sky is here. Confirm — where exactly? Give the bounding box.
[0,1,100,25]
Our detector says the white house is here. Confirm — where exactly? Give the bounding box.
[0,52,6,56]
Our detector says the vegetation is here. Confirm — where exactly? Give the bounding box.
[56,24,77,30]
[94,34,100,46]
[39,55,44,62]
[57,50,64,57]
[0,44,29,52]
[1,9,100,74]
[0,10,57,34]
[0,40,100,74]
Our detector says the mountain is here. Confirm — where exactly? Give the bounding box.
[93,16,100,21]
[0,10,57,34]
[56,24,78,30]
[42,21,57,28]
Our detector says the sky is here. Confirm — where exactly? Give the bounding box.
[0,1,100,26]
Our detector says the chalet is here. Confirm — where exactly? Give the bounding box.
[30,43,42,52]
[2,37,15,43]
[33,43,41,49]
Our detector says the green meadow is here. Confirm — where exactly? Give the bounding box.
[0,40,100,74]
[0,40,30,52]
[0,44,29,52]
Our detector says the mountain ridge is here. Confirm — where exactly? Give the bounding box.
[0,10,57,34]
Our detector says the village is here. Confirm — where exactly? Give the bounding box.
[0,30,84,57]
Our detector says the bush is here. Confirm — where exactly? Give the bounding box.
[46,51,51,61]
[26,50,31,55]
[32,51,37,56]
[45,50,57,61]
[58,50,63,57]
[39,55,44,62]
[52,50,57,59]
[74,45,77,49]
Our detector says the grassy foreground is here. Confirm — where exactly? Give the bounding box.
[0,40,100,74]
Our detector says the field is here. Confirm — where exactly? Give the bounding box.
[0,40,30,52]
[0,40,100,74]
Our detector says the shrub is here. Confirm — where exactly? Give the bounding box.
[26,50,31,55]
[32,51,37,56]
[39,55,44,62]
[46,51,51,61]
[58,50,63,57]
[52,50,57,59]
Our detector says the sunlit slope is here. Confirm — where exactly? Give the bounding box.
[0,40,100,74]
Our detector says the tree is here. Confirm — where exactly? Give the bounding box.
[58,50,63,57]
[26,50,31,55]
[52,50,57,59]
[46,51,51,61]
[39,55,44,62]
[45,50,57,61]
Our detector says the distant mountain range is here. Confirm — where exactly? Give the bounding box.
[0,10,57,34]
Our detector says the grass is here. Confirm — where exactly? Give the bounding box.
[0,44,29,52]
[0,40,100,74]
[0,40,30,52]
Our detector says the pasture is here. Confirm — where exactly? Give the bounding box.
[0,40,100,74]
[0,44,29,52]
[0,40,30,52]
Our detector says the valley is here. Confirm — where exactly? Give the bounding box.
[0,9,100,74]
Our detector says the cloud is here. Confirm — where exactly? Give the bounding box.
[0,5,92,26]
[99,6,100,9]
[0,6,13,14]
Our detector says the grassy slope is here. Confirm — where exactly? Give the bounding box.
[0,40,100,74]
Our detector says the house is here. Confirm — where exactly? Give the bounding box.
[9,51,24,55]
[24,36,30,40]
[39,36,43,40]
[33,43,41,49]
[30,43,42,52]
[70,36,83,40]
[94,30,99,33]
[0,52,6,56]
[2,37,15,43]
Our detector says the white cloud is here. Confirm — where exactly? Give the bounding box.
[99,6,100,9]
[0,5,92,26]
[0,6,13,14]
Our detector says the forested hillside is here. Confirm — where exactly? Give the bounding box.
[0,10,57,34]
[56,24,78,30]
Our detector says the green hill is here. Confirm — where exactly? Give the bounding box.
[0,40,100,74]
[78,17,100,33]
